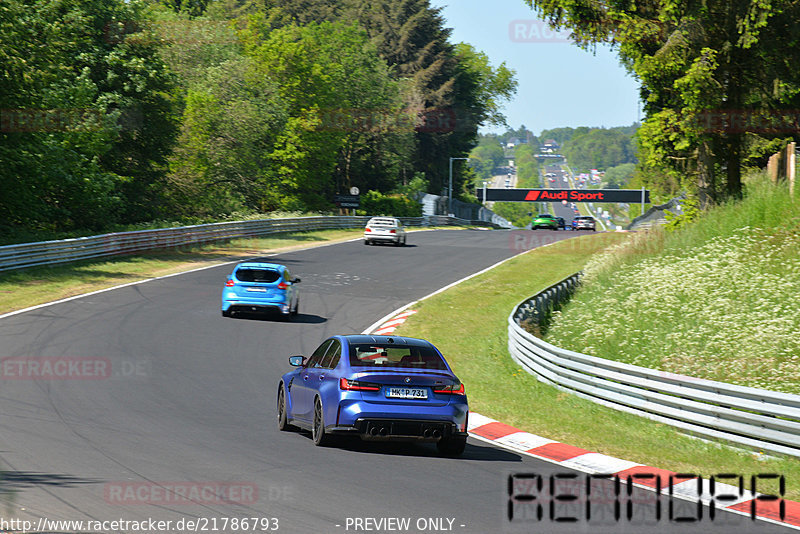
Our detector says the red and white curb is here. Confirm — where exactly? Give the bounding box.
[367,310,800,529]
[372,310,417,336]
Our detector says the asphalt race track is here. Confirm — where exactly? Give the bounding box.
[0,229,792,533]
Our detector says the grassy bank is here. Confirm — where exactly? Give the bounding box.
[546,177,800,394]
[0,229,363,314]
[391,230,798,500]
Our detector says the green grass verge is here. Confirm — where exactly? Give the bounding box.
[547,177,800,394]
[391,231,799,500]
[0,228,364,314]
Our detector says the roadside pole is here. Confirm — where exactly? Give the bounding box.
[641,187,645,218]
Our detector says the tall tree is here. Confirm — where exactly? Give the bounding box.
[527,0,800,206]
[0,0,177,234]
[241,19,410,208]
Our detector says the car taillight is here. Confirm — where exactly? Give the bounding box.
[365,227,372,232]
[389,229,396,234]
[433,382,465,395]
[225,279,235,286]
[277,281,288,290]
[339,378,380,391]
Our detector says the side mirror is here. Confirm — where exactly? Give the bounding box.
[288,355,305,367]
[292,277,301,283]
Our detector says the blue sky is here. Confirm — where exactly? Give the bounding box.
[429,0,642,135]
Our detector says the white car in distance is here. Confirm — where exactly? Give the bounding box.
[363,217,407,246]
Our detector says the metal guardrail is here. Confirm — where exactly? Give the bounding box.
[0,215,500,273]
[508,275,800,458]
[626,195,685,231]
[512,273,582,331]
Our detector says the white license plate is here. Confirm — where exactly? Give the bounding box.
[246,287,268,292]
[386,387,427,399]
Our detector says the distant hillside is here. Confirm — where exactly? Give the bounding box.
[560,125,638,173]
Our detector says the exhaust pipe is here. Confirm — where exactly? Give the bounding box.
[378,427,388,436]
[369,427,379,436]
[423,429,432,438]
[432,429,442,439]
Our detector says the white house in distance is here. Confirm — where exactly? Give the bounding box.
[540,139,559,153]
[506,137,526,149]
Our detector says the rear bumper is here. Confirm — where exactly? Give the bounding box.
[330,399,468,439]
[364,234,400,242]
[222,299,290,314]
[342,418,467,441]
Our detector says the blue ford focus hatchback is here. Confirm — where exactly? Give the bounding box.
[221,262,300,319]
[277,335,469,455]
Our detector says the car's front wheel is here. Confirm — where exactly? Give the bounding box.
[436,435,467,456]
[312,397,330,446]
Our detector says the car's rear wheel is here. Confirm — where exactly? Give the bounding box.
[277,386,293,432]
[312,397,330,446]
[363,239,369,245]
[436,435,467,456]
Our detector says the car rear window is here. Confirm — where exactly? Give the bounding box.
[349,344,447,370]
[235,268,281,283]
[368,218,397,227]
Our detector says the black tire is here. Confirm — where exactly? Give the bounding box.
[312,397,330,446]
[221,309,231,317]
[403,236,407,245]
[436,436,467,456]
[363,239,369,245]
[291,297,299,316]
[277,386,292,431]
[394,239,402,247]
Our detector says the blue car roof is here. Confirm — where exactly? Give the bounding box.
[334,334,434,347]
[234,262,285,270]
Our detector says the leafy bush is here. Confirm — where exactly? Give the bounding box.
[356,191,422,217]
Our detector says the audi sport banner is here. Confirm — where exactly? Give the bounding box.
[477,188,650,203]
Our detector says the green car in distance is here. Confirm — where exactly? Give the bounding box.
[531,213,559,230]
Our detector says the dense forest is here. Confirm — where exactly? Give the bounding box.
[0,0,516,240]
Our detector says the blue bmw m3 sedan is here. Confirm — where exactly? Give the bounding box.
[277,335,469,456]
